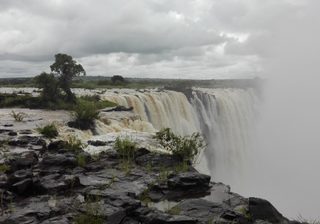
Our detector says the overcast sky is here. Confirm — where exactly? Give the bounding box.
[0,0,315,79]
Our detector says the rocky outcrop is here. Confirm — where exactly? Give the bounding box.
[0,128,297,224]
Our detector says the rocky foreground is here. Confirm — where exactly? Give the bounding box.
[0,128,299,224]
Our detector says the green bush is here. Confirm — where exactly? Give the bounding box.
[114,137,137,161]
[71,99,99,130]
[37,123,58,138]
[155,128,206,162]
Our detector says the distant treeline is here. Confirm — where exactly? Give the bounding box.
[0,76,263,90]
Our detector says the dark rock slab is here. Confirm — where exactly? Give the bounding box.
[133,206,197,224]
[167,172,211,189]
[11,178,33,195]
[249,197,289,224]
[135,153,181,169]
[178,199,249,223]
[41,153,77,167]
[87,140,108,146]
[47,140,66,151]
[39,174,80,193]
[9,151,38,169]
[78,200,126,224]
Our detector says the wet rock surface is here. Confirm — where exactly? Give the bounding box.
[0,128,297,224]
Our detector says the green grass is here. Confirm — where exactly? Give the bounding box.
[74,214,104,224]
[114,137,137,161]
[37,123,58,138]
[76,153,87,167]
[64,136,84,152]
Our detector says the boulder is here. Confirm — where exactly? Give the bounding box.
[39,174,80,193]
[133,206,197,224]
[9,151,38,169]
[249,197,289,224]
[167,172,211,189]
[11,178,33,195]
[135,153,181,169]
[47,140,66,151]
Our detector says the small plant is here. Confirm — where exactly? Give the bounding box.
[76,154,87,167]
[0,164,10,173]
[139,188,152,206]
[166,205,181,215]
[158,167,170,183]
[114,137,137,161]
[74,196,104,224]
[120,160,133,176]
[174,161,189,173]
[37,123,58,138]
[10,110,26,122]
[64,135,84,152]
[155,128,206,163]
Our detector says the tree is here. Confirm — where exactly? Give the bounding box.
[34,72,60,102]
[111,75,125,84]
[50,53,86,102]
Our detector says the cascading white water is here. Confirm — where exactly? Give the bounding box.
[101,90,200,135]
[190,88,259,189]
[0,87,258,190]
[101,87,259,189]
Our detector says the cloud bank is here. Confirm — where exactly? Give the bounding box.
[0,0,313,78]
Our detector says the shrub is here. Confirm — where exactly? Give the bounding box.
[0,164,10,173]
[74,197,104,224]
[64,136,84,152]
[71,99,99,130]
[114,137,137,161]
[155,128,206,163]
[37,123,58,138]
[10,110,26,122]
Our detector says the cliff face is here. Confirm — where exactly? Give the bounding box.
[0,119,294,224]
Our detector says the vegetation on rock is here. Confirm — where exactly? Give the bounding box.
[37,123,59,139]
[114,137,137,161]
[155,128,206,162]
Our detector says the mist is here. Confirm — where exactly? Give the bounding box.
[239,0,320,220]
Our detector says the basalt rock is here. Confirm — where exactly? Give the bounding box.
[249,197,289,224]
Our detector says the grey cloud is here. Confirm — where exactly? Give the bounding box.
[0,0,314,79]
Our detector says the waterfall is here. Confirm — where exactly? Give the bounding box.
[102,88,259,188]
[101,90,200,135]
[190,88,259,188]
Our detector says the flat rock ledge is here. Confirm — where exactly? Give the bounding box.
[0,130,301,224]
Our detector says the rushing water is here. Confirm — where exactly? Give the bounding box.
[0,87,259,193]
[101,88,259,189]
